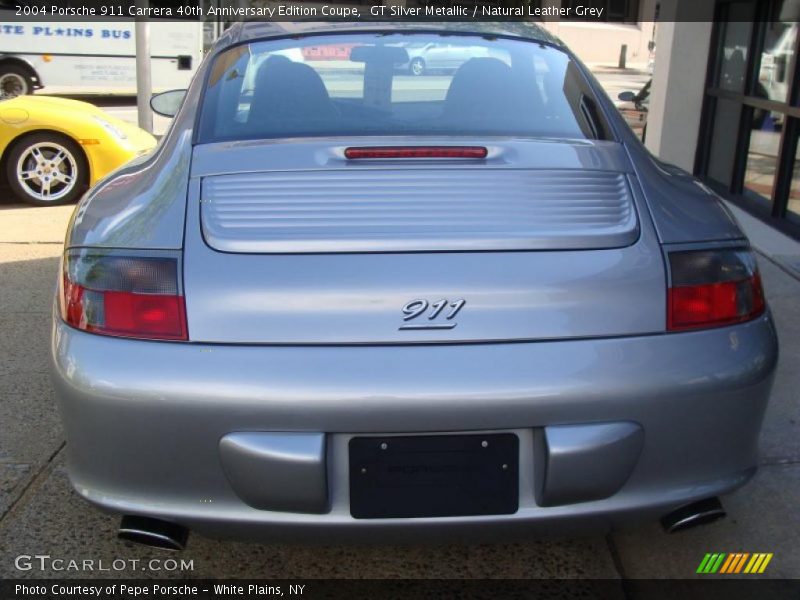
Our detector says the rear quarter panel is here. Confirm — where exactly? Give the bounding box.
[64,56,206,249]
[570,56,745,245]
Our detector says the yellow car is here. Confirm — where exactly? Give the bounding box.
[0,96,156,206]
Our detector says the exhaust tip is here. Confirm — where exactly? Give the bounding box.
[661,497,726,533]
[118,515,189,551]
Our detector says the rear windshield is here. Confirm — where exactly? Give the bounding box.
[197,33,606,143]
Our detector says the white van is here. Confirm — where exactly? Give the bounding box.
[0,16,203,96]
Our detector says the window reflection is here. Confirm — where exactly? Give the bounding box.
[788,135,800,223]
[756,1,798,105]
[708,99,743,187]
[704,0,800,229]
[743,123,781,205]
[717,3,754,93]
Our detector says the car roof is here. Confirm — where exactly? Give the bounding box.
[219,20,563,50]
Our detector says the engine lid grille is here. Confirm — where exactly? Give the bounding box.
[200,169,638,253]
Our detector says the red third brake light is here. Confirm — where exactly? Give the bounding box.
[344,146,488,159]
[667,248,765,331]
[60,250,187,341]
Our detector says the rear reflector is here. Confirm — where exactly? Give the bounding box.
[60,250,187,341]
[344,146,488,159]
[667,248,765,331]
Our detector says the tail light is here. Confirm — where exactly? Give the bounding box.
[667,247,765,331]
[344,146,488,159]
[59,250,187,341]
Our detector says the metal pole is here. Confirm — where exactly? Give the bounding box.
[618,44,628,69]
[135,0,153,133]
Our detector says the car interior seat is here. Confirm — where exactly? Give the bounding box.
[444,57,541,127]
[248,60,337,134]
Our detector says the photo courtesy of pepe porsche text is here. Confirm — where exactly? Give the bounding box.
[14,583,307,598]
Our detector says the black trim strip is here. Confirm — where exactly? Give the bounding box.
[706,87,800,119]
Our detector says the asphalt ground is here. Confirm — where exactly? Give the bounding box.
[0,199,798,586]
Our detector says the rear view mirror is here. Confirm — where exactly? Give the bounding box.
[617,91,637,102]
[150,89,187,118]
[350,45,409,64]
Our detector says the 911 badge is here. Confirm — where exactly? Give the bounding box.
[399,299,466,330]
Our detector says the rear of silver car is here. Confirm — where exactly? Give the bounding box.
[51,25,777,544]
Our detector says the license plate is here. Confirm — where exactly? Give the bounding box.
[349,433,518,519]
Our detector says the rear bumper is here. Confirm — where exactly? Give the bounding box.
[51,314,778,542]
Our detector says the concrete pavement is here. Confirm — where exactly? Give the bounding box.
[0,199,798,585]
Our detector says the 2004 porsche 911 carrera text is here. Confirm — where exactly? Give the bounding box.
[51,22,778,549]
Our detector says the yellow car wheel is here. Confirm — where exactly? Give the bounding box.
[6,132,88,206]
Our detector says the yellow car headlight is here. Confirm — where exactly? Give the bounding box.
[92,116,128,140]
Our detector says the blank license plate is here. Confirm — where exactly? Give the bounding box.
[349,433,518,519]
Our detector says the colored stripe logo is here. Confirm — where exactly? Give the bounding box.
[697,553,773,574]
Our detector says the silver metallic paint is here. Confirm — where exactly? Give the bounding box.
[540,422,644,506]
[190,138,634,177]
[199,159,637,254]
[184,140,664,344]
[52,312,777,540]
[65,56,203,250]
[232,22,563,48]
[219,433,328,514]
[51,22,779,540]
[64,22,748,252]
[624,145,744,244]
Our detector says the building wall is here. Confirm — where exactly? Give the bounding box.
[542,21,655,68]
[540,0,660,68]
[644,1,715,171]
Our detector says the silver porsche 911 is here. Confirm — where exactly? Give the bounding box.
[51,22,778,550]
